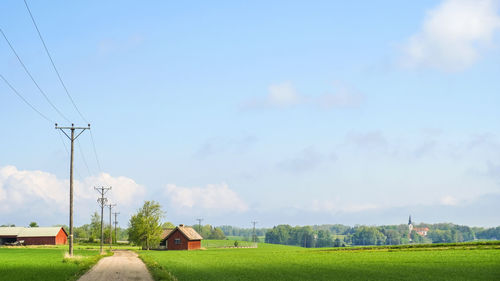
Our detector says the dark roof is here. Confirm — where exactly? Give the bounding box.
[164,225,203,241]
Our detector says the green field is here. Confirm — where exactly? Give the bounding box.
[0,246,105,281]
[140,241,500,281]
[202,239,256,248]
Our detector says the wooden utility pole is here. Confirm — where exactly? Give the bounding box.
[55,123,90,257]
[251,221,258,243]
[113,212,120,244]
[94,185,111,254]
[196,218,203,234]
[107,203,116,250]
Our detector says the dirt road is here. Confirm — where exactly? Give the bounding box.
[78,250,154,281]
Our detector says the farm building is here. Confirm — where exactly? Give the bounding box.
[0,227,67,245]
[414,227,430,236]
[159,224,203,250]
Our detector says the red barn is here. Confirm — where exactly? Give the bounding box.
[0,227,67,245]
[160,224,202,250]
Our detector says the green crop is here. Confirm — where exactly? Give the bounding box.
[0,247,105,281]
[139,241,500,281]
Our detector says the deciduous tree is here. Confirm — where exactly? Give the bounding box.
[128,201,164,250]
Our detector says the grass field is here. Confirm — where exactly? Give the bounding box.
[202,239,256,248]
[0,246,107,281]
[139,241,500,281]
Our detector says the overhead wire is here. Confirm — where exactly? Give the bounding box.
[0,28,70,123]
[77,138,93,178]
[23,0,106,181]
[0,73,53,123]
[23,0,89,124]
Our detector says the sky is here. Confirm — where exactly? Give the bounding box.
[1,0,500,228]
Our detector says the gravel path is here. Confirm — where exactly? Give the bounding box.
[78,250,154,281]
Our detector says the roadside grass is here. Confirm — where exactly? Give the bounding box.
[139,241,500,281]
[0,246,110,281]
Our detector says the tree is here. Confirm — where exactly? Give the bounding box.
[351,226,386,245]
[128,201,164,250]
[29,222,39,227]
[209,227,226,239]
[90,212,101,242]
[384,229,402,245]
[162,222,175,229]
[333,238,342,247]
[316,230,334,247]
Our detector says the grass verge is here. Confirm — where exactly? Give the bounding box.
[138,252,178,281]
[63,251,114,281]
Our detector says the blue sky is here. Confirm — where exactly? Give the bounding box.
[1,0,500,228]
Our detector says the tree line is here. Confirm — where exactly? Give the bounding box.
[264,223,500,247]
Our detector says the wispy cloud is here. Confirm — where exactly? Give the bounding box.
[345,131,389,151]
[440,195,460,206]
[401,0,500,71]
[243,81,364,110]
[277,147,326,174]
[310,199,380,214]
[164,183,248,213]
[194,136,258,158]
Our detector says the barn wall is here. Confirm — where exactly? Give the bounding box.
[187,240,201,250]
[21,237,56,245]
[167,230,188,250]
[55,229,67,245]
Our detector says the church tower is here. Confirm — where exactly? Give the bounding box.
[408,215,413,241]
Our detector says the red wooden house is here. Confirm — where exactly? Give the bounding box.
[160,224,202,250]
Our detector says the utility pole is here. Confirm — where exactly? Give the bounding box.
[113,212,120,244]
[107,203,116,250]
[196,218,203,234]
[251,221,258,243]
[94,185,111,254]
[55,123,90,257]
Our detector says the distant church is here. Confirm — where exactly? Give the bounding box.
[408,215,429,241]
[408,215,413,240]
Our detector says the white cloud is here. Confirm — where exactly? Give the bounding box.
[311,199,380,214]
[402,0,500,71]
[277,147,325,173]
[268,82,301,107]
[80,173,145,205]
[346,131,389,150]
[441,195,460,206]
[0,166,66,212]
[243,81,363,109]
[0,165,144,223]
[165,183,248,213]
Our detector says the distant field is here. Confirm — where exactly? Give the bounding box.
[140,241,500,281]
[0,246,105,281]
[226,236,265,241]
[202,239,256,248]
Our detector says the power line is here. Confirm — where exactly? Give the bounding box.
[77,138,92,178]
[22,1,106,182]
[23,0,88,124]
[0,73,53,123]
[89,130,103,173]
[0,28,70,123]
